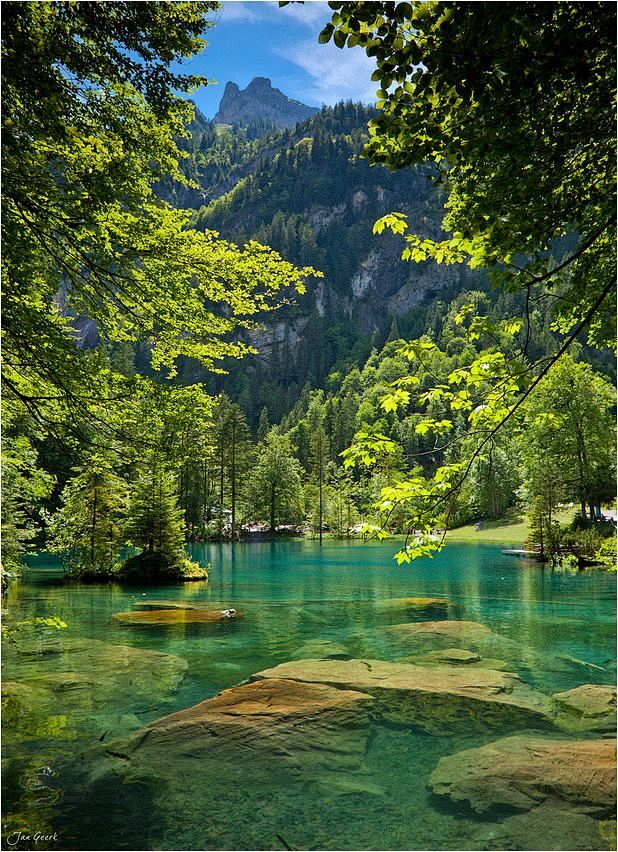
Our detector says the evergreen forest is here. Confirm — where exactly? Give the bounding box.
[2,2,616,583]
[1,5,617,852]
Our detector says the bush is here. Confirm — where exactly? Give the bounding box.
[114,551,207,583]
[595,536,617,570]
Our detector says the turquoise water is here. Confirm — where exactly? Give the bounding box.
[2,541,616,850]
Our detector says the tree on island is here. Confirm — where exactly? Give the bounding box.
[121,462,205,582]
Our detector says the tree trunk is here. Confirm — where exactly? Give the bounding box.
[219,438,225,513]
[231,419,236,537]
[270,481,276,533]
[318,460,323,545]
[90,481,98,567]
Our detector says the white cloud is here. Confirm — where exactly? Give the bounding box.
[278,37,378,105]
[277,1,332,27]
[221,1,331,28]
[218,2,263,23]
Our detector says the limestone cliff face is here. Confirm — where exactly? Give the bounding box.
[243,196,472,357]
[214,77,318,128]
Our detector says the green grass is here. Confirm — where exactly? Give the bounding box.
[446,508,575,544]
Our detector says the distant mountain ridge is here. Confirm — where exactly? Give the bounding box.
[214,77,319,128]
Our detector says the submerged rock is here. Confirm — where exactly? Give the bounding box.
[473,805,614,851]
[252,658,556,733]
[113,608,243,625]
[2,680,73,740]
[15,637,187,685]
[3,638,188,744]
[385,619,503,651]
[553,684,617,733]
[375,597,452,616]
[385,620,611,682]
[291,638,351,660]
[428,735,616,817]
[410,647,513,671]
[107,677,374,783]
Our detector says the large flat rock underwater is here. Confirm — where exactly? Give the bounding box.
[98,676,376,795]
[380,618,609,680]
[384,619,533,659]
[252,657,557,733]
[429,734,617,849]
[429,734,616,815]
[3,637,188,741]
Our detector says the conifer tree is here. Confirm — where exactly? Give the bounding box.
[119,459,203,580]
[257,407,271,442]
[48,457,126,578]
[309,422,329,544]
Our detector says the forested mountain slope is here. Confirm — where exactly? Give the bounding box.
[163,99,485,423]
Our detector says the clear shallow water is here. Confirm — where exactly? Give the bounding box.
[2,541,616,851]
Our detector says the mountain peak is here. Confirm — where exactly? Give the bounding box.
[214,77,319,129]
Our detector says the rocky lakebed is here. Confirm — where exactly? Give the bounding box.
[4,595,616,851]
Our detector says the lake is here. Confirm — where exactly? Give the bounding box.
[2,541,616,850]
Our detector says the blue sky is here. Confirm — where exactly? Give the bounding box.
[174,1,378,118]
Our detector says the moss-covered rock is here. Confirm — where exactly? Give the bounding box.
[113,551,208,584]
[113,608,243,625]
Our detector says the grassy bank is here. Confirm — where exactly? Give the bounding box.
[446,509,576,544]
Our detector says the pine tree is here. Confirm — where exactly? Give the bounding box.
[212,394,254,536]
[119,460,205,580]
[48,458,126,578]
[257,407,270,442]
[125,466,184,560]
[309,423,328,544]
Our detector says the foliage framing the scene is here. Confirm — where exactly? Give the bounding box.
[319,1,616,561]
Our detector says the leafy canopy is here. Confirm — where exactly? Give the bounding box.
[2,1,318,431]
[321,1,616,348]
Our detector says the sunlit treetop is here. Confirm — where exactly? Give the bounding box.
[2,1,319,434]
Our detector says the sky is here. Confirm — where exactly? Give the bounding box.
[173,1,378,118]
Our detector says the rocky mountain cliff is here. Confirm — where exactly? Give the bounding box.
[178,101,485,422]
[214,77,319,128]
